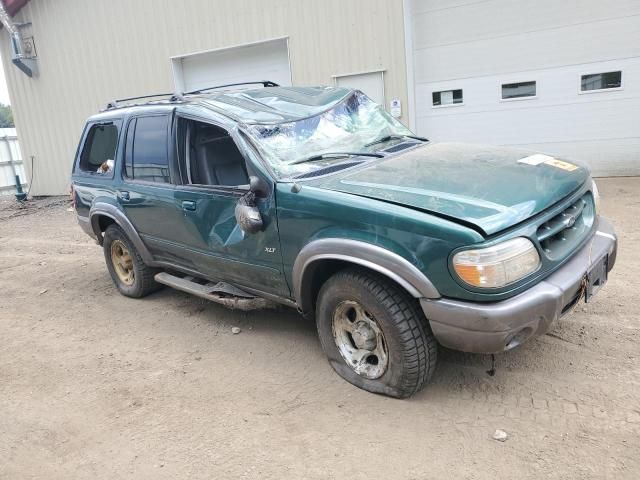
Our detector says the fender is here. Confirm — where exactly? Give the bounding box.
[293,238,440,314]
[89,203,154,265]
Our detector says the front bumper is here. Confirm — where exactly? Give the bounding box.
[421,218,617,354]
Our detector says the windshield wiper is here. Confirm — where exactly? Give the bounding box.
[290,152,384,165]
[364,134,428,148]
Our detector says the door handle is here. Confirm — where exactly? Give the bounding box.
[182,200,197,211]
[119,191,130,201]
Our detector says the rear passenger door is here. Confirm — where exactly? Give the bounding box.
[119,112,191,263]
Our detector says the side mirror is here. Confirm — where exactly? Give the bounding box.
[249,175,269,198]
[235,193,263,234]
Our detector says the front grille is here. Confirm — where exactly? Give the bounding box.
[536,193,595,260]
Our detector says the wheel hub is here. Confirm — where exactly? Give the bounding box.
[331,300,388,379]
[110,239,135,286]
[351,321,377,350]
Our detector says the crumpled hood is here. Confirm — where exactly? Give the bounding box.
[306,142,590,235]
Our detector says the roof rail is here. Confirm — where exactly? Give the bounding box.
[103,81,279,110]
[105,92,180,110]
[185,80,279,95]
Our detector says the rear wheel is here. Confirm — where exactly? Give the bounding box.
[316,268,438,398]
[103,224,161,298]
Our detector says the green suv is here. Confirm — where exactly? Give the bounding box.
[72,83,617,398]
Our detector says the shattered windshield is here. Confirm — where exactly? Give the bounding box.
[246,91,413,178]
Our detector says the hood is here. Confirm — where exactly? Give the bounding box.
[307,143,589,236]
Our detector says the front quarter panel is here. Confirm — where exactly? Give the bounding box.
[276,184,483,302]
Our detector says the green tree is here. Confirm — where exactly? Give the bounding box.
[0,103,14,128]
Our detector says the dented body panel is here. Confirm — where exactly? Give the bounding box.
[307,142,590,236]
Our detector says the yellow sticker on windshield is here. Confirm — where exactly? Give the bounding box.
[544,158,578,171]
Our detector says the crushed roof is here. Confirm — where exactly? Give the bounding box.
[93,86,356,125]
[191,86,353,124]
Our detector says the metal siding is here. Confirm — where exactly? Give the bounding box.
[0,0,407,195]
[413,14,640,84]
[408,0,640,176]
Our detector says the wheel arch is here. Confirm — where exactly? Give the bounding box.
[292,239,440,316]
[89,203,154,264]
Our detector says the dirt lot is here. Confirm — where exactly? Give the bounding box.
[1,178,639,479]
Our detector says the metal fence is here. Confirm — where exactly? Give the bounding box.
[0,128,27,196]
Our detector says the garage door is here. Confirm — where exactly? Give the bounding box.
[171,38,291,94]
[334,71,385,106]
[406,0,640,176]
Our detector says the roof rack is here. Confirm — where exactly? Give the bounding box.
[103,80,280,110]
[185,80,279,95]
[105,92,179,110]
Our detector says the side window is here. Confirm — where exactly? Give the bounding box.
[178,118,249,187]
[125,115,171,183]
[79,123,119,174]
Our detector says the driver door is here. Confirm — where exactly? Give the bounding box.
[172,115,289,298]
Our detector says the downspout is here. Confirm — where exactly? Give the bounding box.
[0,0,36,77]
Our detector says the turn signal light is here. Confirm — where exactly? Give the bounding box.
[452,237,540,288]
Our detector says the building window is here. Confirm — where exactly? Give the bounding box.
[581,71,622,92]
[432,89,463,106]
[502,81,536,100]
[79,123,119,174]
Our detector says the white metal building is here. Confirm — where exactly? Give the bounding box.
[0,0,638,195]
[404,0,640,177]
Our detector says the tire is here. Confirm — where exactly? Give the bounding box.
[103,224,161,298]
[316,268,438,398]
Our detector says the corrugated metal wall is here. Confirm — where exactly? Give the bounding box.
[407,0,640,176]
[0,0,408,195]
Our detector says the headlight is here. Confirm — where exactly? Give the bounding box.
[453,237,540,288]
[592,179,600,215]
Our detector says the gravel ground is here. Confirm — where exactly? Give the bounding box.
[0,178,639,479]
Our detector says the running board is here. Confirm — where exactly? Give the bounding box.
[154,272,277,311]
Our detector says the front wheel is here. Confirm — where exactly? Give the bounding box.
[316,268,438,398]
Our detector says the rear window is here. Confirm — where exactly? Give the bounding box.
[79,123,119,174]
[125,115,171,183]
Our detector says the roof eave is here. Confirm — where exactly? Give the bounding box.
[2,0,30,17]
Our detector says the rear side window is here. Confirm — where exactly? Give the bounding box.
[125,115,171,183]
[79,123,119,174]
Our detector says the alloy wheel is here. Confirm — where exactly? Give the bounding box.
[331,300,389,379]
